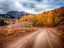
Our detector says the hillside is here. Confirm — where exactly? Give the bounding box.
[19,7,64,27]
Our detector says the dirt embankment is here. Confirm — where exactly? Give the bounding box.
[51,26,64,39]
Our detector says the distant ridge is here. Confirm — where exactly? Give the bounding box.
[6,11,28,18]
[0,11,28,18]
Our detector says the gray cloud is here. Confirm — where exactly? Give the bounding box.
[0,0,64,14]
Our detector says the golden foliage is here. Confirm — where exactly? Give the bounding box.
[19,7,64,26]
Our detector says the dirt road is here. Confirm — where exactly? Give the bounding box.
[1,28,64,48]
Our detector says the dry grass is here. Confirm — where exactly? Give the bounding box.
[52,25,64,39]
[56,26,64,36]
[0,26,37,38]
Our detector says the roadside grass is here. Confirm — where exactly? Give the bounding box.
[52,25,64,39]
[0,26,37,38]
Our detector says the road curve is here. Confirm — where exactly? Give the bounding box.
[2,29,64,48]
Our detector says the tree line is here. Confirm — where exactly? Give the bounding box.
[16,7,64,27]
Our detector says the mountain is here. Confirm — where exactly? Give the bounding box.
[6,11,28,18]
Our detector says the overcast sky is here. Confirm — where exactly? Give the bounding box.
[0,0,64,14]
